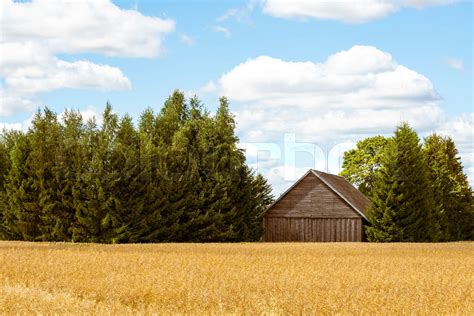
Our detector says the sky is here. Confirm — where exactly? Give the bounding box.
[0,0,473,194]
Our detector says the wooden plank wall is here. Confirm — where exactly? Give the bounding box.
[266,173,360,218]
[264,217,363,242]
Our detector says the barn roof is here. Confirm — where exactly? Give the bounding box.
[265,169,370,220]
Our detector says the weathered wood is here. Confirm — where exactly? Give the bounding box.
[264,217,363,242]
[264,171,368,242]
[267,174,360,219]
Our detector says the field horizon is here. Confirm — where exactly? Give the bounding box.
[1,241,473,314]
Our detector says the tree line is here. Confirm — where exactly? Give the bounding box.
[0,91,273,243]
[341,123,473,242]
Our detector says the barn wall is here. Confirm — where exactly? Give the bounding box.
[266,173,359,218]
[264,217,363,242]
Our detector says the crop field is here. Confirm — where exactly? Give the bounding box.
[0,242,472,314]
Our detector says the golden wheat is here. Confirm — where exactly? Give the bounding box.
[0,241,472,314]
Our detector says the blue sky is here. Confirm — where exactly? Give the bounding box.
[1,0,473,193]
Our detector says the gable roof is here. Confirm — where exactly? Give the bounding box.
[265,169,370,220]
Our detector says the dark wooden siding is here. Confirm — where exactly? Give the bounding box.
[264,217,363,242]
[266,173,359,218]
[264,172,365,242]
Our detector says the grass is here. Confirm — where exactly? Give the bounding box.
[0,241,472,314]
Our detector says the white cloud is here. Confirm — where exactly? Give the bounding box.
[446,58,464,71]
[262,0,456,23]
[0,49,131,116]
[0,0,175,116]
[217,45,442,143]
[212,26,232,38]
[180,34,196,47]
[1,0,175,58]
[4,58,131,96]
[206,45,473,191]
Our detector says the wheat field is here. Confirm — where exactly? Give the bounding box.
[0,241,472,314]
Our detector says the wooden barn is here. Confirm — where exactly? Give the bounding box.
[263,169,370,242]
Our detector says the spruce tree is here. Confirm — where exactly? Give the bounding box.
[5,131,38,240]
[424,134,473,240]
[112,115,142,242]
[366,123,437,242]
[0,132,11,238]
[0,93,275,243]
[205,97,244,241]
[133,108,167,242]
[94,103,121,242]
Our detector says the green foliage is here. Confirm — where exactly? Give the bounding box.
[424,134,473,240]
[365,123,437,242]
[340,136,389,196]
[0,91,274,242]
[341,123,473,242]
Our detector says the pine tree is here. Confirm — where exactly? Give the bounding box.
[55,110,87,241]
[152,91,191,241]
[366,123,437,242]
[94,103,121,242]
[0,93,275,242]
[133,108,167,242]
[112,115,142,242]
[155,90,188,145]
[170,98,221,241]
[248,172,274,241]
[204,97,244,241]
[424,134,473,240]
[72,107,118,243]
[0,132,11,238]
[5,131,38,240]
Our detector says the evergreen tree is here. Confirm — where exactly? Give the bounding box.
[0,93,274,243]
[156,90,188,145]
[133,108,167,242]
[4,131,37,240]
[366,123,437,242]
[152,91,191,241]
[93,103,121,242]
[72,108,118,243]
[112,115,142,242]
[424,134,473,240]
[70,118,98,241]
[0,132,12,238]
[54,110,85,241]
[205,97,245,241]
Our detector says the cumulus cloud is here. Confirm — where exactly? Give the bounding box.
[207,45,472,191]
[262,0,456,23]
[0,0,175,116]
[218,45,442,143]
[0,0,175,58]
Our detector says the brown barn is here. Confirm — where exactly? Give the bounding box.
[263,169,370,242]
